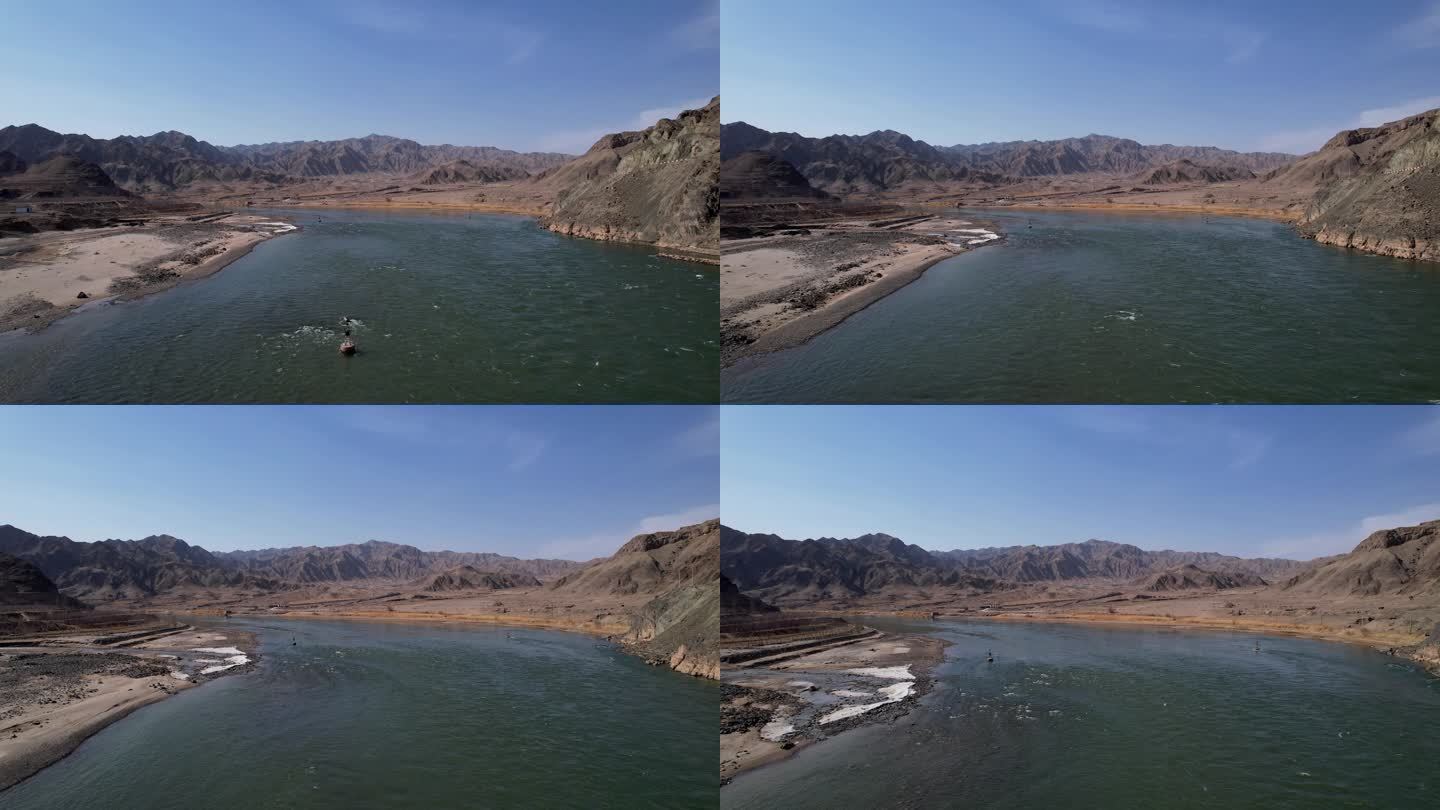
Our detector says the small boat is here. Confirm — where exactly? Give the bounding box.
[339,339,357,355]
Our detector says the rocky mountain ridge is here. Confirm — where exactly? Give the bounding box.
[0,525,586,600]
[0,124,572,193]
[721,122,1294,194]
[721,526,1313,606]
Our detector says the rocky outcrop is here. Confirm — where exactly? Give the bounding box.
[1266,108,1440,262]
[1284,519,1440,597]
[415,159,528,185]
[539,97,719,258]
[552,519,720,679]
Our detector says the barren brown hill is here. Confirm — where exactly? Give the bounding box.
[1284,519,1440,597]
[1265,108,1440,261]
[1142,563,1266,592]
[0,552,85,607]
[0,156,132,199]
[414,159,528,185]
[720,151,829,200]
[1139,159,1255,185]
[552,518,720,677]
[419,565,541,592]
[539,97,719,255]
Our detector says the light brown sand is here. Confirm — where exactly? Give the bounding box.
[0,673,188,791]
[0,215,295,333]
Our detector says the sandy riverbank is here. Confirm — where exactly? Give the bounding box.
[721,214,999,366]
[0,214,297,334]
[0,625,256,792]
[720,632,946,783]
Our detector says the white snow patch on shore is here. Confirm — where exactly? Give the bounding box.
[879,682,914,700]
[846,665,911,679]
[193,647,250,674]
[832,689,872,698]
[169,671,190,681]
[820,679,918,724]
[760,718,796,741]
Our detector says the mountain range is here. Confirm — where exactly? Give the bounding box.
[0,125,573,193]
[720,526,1313,606]
[720,122,1295,195]
[0,524,587,601]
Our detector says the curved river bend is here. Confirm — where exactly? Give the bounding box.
[4,619,717,809]
[723,210,1440,403]
[0,209,717,403]
[722,617,1440,809]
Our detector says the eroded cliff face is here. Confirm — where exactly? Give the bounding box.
[1275,108,1440,262]
[540,98,719,260]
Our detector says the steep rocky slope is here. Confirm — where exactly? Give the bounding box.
[1264,107,1440,261]
[551,519,720,678]
[1284,520,1440,597]
[540,97,719,255]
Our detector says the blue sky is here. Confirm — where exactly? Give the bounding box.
[0,406,719,560]
[722,406,1440,560]
[721,0,1440,153]
[0,0,718,153]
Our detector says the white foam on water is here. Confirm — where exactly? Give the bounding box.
[846,665,911,679]
[760,718,796,741]
[1107,310,1139,322]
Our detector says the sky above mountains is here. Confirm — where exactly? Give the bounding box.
[0,406,719,561]
[721,406,1440,560]
[721,0,1440,153]
[0,0,718,153]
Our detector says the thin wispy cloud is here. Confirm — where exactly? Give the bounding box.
[671,409,720,459]
[1259,94,1440,153]
[1400,408,1440,455]
[1062,408,1273,470]
[339,1,543,65]
[535,96,713,153]
[338,408,548,472]
[1393,0,1440,48]
[1262,503,1440,559]
[537,503,718,560]
[1060,2,1264,64]
[668,1,720,51]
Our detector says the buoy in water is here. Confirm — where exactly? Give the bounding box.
[339,339,357,355]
